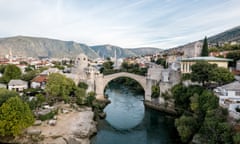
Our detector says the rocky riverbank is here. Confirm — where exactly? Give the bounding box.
[4,104,97,144]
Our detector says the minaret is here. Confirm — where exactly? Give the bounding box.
[9,48,13,63]
[114,49,117,68]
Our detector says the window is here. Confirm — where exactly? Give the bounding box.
[236,91,240,96]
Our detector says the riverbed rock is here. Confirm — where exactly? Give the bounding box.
[13,105,97,144]
[33,120,42,126]
[27,129,41,135]
[67,136,90,144]
[99,112,106,119]
[48,119,57,126]
[73,111,97,138]
[50,137,67,144]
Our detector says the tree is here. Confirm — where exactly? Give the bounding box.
[171,84,190,111]
[199,108,232,144]
[190,61,217,86]
[36,94,46,108]
[190,89,219,121]
[201,36,209,56]
[0,88,18,106]
[85,91,96,106]
[175,115,198,143]
[233,132,240,144]
[78,82,88,90]
[45,73,76,102]
[210,67,234,85]
[2,64,22,83]
[151,85,160,98]
[75,87,86,105]
[100,59,114,75]
[21,69,40,82]
[226,51,240,67]
[155,58,168,68]
[0,96,34,136]
[0,65,6,73]
[190,61,234,86]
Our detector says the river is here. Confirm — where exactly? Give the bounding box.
[91,83,180,144]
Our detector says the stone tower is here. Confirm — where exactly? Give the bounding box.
[72,53,89,79]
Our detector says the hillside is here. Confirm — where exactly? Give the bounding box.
[162,25,240,57]
[208,26,240,44]
[0,36,162,59]
[127,47,162,56]
[91,45,162,58]
[0,36,99,59]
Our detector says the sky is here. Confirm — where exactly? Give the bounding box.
[0,0,240,49]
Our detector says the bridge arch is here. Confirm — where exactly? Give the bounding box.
[95,72,148,100]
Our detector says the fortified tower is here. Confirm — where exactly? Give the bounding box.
[72,53,88,80]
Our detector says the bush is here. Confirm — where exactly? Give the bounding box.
[38,111,56,121]
[151,85,160,98]
[78,82,88,90]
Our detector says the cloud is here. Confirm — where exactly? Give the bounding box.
[0,0,240,49]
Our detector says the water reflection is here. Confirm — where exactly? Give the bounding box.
[91,84,179,144]
[104,87,145,130]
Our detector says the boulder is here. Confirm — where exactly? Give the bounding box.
[50,137,67,144]
[73,121,97,138]
[53,115,57,120]
[67,137,88,144]
[48,119,57,126]
[33,120,42,126]
[98,112,106,119]
[27,129,41,135]
[62,109,69,114]
[37,109,51,116]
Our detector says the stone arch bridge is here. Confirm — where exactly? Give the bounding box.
[95,72,152,101]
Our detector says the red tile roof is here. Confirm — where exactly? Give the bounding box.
[31,75,48,83]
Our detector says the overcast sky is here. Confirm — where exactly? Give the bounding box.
[0,0,240,49]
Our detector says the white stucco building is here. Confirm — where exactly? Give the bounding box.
[8,79,28,92]
[214,81,240,119]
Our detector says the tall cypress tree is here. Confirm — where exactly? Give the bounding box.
[201,36,209,56]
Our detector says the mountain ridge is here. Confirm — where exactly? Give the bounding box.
[0,36,162,59]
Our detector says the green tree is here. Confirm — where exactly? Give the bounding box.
[75,87,86,105]
[0,96,34,136]
[201,36,209,56]
[36,94,46,108]
[226,51,240,67]
[21,69,40,82]
[190,61,217,86]
[171,84,190,111]
[175,115,198,143]
[155,58,168,68]
[45,73,76,102]
[85,91,96,106]
[78,82,88,90]
[100,59,114,75]
[190,90,219,121]
[0,65,6,73]
[0,88,18,106]
[199,108,232,144]
[151,85,160,98]
[210,67,234,85]
[2,64,22,83]
[233,132,240,144]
